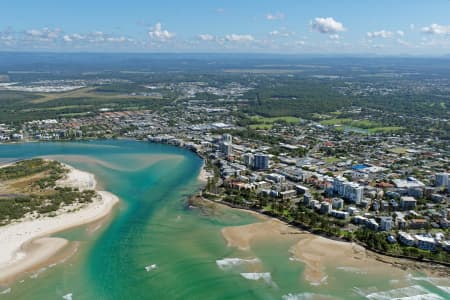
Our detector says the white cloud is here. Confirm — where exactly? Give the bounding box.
[269,28,294,38]
[148,22,175,41]
[25,28,61,41]
[198,34,214,41]
[421,23,450,35]
[26,29,42,37]
[366,30,405,39]
[311,17,345,34]
[63,35,73,42]
[225,34,254,42]
[63,33,85,43]
[366,30,394,39]
[266,12,285,21]
[106,36,128,43]
[329,34,340,40]
[269,30,280,36]
[396,39,410,47]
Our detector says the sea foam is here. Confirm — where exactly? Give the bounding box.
[215,258,260,270]
[145,264,157,272]
[30,267,47,279]
[366,285,444,300]
[282,292,338,300]
[0,288,11,295]
[240,272,277,288]
[62,293,72,300]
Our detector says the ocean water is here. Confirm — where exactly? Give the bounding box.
[0,140,448,300]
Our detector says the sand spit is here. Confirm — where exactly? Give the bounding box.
[0,163,120,284]
[222,218,406,286]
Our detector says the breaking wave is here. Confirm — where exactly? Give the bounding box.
[282,292,336,300]
[62,293,72,300]
[240,272,277,288]
[0,288,11,295]
[366,285,444,300]
[215,257,260,270]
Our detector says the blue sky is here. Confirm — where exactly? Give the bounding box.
[1,0,450,55]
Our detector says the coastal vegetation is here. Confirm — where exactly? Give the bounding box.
[0,159,97,225]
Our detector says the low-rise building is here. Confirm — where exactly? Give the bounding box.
[332,198,344,210]
[400,196,417,210]
[379,216,394,231]
[408,218,427,229]
[320,201,332,214]
[330,210,349,219]
[414,235,436,251]
[279,190,296,200]
[398,231,415,246]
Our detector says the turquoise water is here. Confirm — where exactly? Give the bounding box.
[0,140,448,300]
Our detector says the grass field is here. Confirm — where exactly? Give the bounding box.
[31,87,156,104]
[320,118,404,134]
[389,147,408,154]
[324,156,340,163]
[250,115,300,123]
[249,124,273,130]
[248,115,300,130]
[367,126,404,133]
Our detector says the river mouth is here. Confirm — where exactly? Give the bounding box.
[0,140,449,300]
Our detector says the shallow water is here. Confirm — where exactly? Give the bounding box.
[0,140,448,300]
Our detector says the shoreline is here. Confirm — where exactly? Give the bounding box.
[0,162,120,285]
[219,213,448,286]
[197,161,212,184]
[197,195,450,281]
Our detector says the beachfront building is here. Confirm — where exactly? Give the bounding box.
[280,190,296,200]
[320,202,332,214]
[414,235,436,251]
[219,142,233,157]
[303,193,313,206]
[218,134,233,157]
[330,210,349,219]
[333,176,363,204]
[398,231,415,246]
[367,219,379,230]
[379,217,394,231]
[332,198,344,210]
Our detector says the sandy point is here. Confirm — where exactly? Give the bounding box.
[221,218,408,286]
[0,163,120,285]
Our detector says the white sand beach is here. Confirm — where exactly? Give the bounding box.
[197,163,212,184]
[0,163,120,284]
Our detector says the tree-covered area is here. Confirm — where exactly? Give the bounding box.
[0,188,96,225]
[243,80,353,119]
[0,158,64,181]
[0,159,97,225]
[0,90,171,124]
[354,228,450,264]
